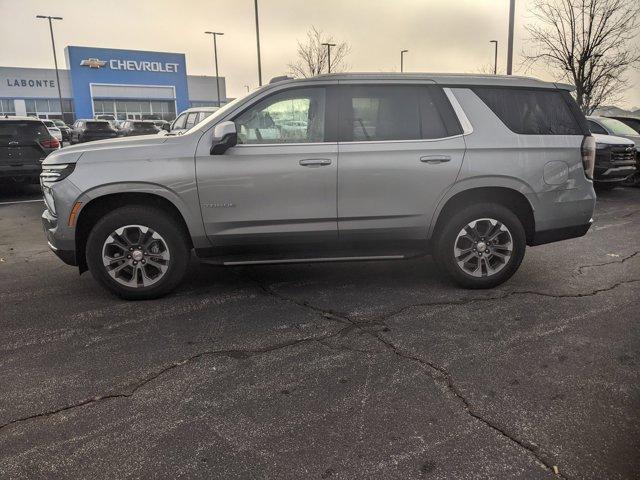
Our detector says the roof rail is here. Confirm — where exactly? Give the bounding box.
[269,75,294,84]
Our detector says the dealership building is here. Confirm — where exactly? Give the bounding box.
[0,46,226,123]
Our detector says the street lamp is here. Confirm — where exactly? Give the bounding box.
[490,40,498,75]
[253,0,262,86]
[321,43,336,73]
[36,15,64,120]
[204,31,224,107]
[400,50,408,73]
[506,0,515,75]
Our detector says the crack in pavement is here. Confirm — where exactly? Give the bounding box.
[4,269,638,478]
[0,324,351,436]
[241,272,640,479]
[576,251,640,275]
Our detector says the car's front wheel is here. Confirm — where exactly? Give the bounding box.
[86,206,190,299]
[433,203,526,289]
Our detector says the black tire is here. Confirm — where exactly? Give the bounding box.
[433,203,526,289]
[86,205,190,300]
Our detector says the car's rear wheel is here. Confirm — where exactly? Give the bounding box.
[433,203,526,289]
[86,206,190,300]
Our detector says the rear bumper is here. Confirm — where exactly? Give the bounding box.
[0,164,41,182]
[530,220,592,246]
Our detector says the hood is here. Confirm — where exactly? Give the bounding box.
[43,134,170,166]
[592,133,636,147]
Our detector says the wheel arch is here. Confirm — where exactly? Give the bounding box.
[74,189,197,273]
[429,184,536,246]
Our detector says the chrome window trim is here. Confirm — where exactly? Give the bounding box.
[443,87,473,135]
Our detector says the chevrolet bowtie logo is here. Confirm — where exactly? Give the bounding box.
[80,58,106,69]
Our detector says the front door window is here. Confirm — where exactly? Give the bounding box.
[234,88,326,144]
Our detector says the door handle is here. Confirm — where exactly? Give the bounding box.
[420,155,451,164]
[299,158,332,167]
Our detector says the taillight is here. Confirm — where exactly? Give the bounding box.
[40,137,60,149]
[581,135,595,180]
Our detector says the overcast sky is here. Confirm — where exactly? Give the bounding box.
[1,0,639,108]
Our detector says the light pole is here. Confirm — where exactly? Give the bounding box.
[36,15,64,120]
[204,31,224,107]
[506,0,515,75]
[490,40,498,75]
[400,49,408,73]
[321,43,336,73]
[254,0,262,86]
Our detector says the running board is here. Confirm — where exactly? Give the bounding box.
[201,254,407,266]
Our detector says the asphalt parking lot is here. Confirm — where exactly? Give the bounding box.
[0,185,638,480]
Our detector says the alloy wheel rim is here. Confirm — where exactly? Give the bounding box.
[102,225,170,288]
[453,218,513,278]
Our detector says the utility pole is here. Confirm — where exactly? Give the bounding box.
[254,0,262,86]
[321,43,336,73]
[490,40,498,75]
[204,31,224,106]
[506,0,515,75]
[36,15,64,120]
[400,49,408,73]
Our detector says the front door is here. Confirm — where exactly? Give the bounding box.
[336,84,466,242]
[195,86,338,248]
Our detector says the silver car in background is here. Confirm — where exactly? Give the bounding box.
[41,73,597,299]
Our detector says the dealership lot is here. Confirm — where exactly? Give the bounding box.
[0,187,638,479]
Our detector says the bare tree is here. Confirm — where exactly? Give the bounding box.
[524,0,640,114]
[288,26,351,78]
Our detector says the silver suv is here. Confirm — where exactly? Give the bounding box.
[41,73,597,299]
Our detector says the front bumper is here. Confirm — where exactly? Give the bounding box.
[42,209,77,266]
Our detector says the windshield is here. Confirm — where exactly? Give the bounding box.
[184,93,257,134]
[599,117,640,136]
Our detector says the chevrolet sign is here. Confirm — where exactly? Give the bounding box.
[79,57,179,73]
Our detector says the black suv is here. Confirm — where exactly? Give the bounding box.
[0,117,59,184]
[70,119,118,144]
[117,120,159,137]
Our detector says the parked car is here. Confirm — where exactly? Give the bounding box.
[587,116,640,186]
[591,133,637,190]
[152,120,171,131]
[604,116,640,134]
[165,106,219,134]
[52,119,72,143]
[42,73,597,299]
[118,120,160,137]
[1,116,59,184]
[41,119,63,144]
[70,119,118,144]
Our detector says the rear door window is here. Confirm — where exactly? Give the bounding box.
[473,87,584,135]
[184,113,199,130]
[337,85,460,142]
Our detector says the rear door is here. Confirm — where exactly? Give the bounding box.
[336,84,466,241]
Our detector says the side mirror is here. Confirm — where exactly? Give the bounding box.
[210,121,238,155]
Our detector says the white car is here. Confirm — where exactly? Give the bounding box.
[41,119,63,144]
[164,107,219,135]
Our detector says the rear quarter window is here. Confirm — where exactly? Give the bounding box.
[473,87,585,135]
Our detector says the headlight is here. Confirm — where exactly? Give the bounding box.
[40,163,76,185]
[595,143,608,150]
